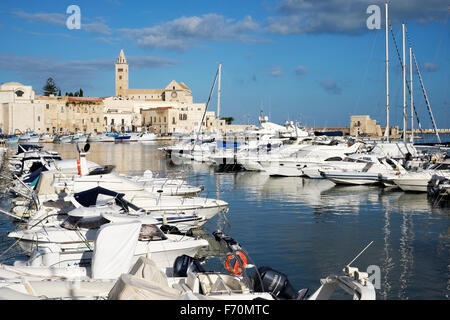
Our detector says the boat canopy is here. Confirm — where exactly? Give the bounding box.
[22,166,47,184]
[74,186,126,208]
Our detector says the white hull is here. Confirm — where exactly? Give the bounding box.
[393,178,430,192]
[259,160,305,176]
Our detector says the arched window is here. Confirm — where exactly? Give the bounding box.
[15,90,24,97]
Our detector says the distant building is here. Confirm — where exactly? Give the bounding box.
[114,49,225,134]
[37,96,105,134]
[350,115,383,137]
[0,82,45,134]
[0,49,235,135]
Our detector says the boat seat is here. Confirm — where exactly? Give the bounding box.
[170,270,200,293]
[197,273,248,295]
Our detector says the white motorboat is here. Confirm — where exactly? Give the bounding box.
[137,132,157,142]
[57,134,73,144]
[258,142,362,177]
[18,132,40,144]
[49,171,228,218]
[87,132,116,142]
[8,215,209,270]
[108,231,376,301]
[8,146,62,176]
[0,220,209,300]
[39,133,55,143]
[130,170,204,196]
[320,156,406,186]
[392,159,450,192]
[72,132,88,143]
[301,153,402,180]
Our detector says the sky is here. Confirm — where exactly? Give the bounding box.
[0,0,448,128]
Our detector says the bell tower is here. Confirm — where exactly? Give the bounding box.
[115,49,129,97]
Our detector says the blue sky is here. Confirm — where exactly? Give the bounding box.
[0,0,448,128]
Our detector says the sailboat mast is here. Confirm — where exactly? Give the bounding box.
[402,23,407,143]
[217,63,222,133]
[409,46,414,144]
[385,2,390,142]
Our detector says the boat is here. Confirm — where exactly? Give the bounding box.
[57,134,73,144]
[87,132,116,142]
[6,135,19,144]
[18,132,40,144]
[129,170,204,196]
[38,133,55,143]
[392,159,450,192]
[8,206,209,269]
[115,133,131,142]
[0,229,375,300]
[72,132,88,143]
[258,142,362,177]
[137,131,157,142]
[108,231,376,300]
[0,220,208,300]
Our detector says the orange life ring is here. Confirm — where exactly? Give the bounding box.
[224,251,247,275]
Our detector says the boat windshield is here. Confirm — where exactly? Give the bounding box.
[61,216,110,230]
[430,163,450,170]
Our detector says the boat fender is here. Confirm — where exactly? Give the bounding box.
[252,266,300,300]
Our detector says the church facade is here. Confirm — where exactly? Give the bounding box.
[112,49,225,134]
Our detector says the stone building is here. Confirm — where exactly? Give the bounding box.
[350,115,383,137]
[0,82,45,134]
[114,49,225,134]
[38,95,105,134]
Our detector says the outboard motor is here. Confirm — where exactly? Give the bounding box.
[172,255,205,277]
[252,266,304,300]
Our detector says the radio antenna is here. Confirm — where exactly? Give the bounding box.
[346,241,374,267]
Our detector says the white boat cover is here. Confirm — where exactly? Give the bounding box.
[102,212,158,224]
[108,273,182,300]
[91,221,142,279]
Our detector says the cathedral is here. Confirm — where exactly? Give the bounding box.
[115,49,193,104]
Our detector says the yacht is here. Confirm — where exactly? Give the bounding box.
[258,142,362,177]
[137,132,157,142]
[87,132,116,142]
[320,155,406,186]
[392,159,450,192]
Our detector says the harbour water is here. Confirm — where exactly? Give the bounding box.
[0,141,449,300]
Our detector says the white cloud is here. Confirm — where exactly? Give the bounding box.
[12,10,112,35]
[269,66,284,77]
[119,14,263,51]
[265,0,449,35]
